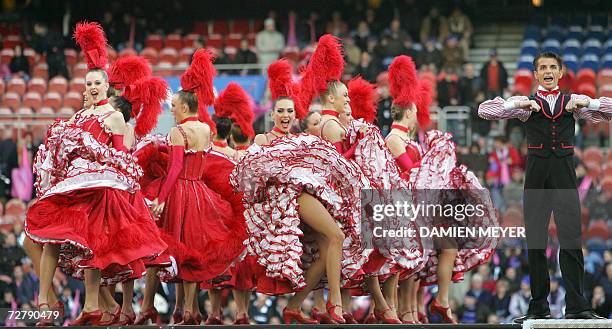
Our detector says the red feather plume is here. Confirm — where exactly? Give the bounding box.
[214,82,255,138]
[348,77,379,123]
[297,34,344,115]
[108,56,152,89]
[415,80,433,128]
[267,59,308,119]
[122,77,169,136]
[180,49,217,133]
[73,22,108,70]
[388,55,418,108]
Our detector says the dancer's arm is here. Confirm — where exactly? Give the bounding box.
[478,96,540,122]
[387,135,416,172]
[151,128,185,216]
[566,95,612,123]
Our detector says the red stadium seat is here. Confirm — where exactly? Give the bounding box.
[247,33,256,46]
[159,48,178,65]
[23,92,42,111]
[3,35,21,49]
[7,78,26,95]
[65,48,78,67]
[194,21,207,35]
[5,198,26,217]
[575,68,596,87]
[558,70,574,93]
[281,46,300,62]
[32,63,48,79]
[165,33,183,50]
[69,78,85,93]
[226,33,242,48]
[587,220,609,240]
[119,48,138,58]
[1,48,14,63]
[59,107,75,116]
[72,62,88,78]
[153,62,174,77]
[43,92,62,110]
[17,107,33,115]
[583,147,603,164]
[232,20,250,34]
[37,106,54,115]
[212,20,230,35]
[27,77,47,95]
[63,91,83,110]
[3,92,21,110]
[0,107,12,115]
[205,34,224,49]
[599,84,612,97]
[179,47,194,63]
[140,47,159,65]
[597,68,612,86]
[575,82,596,98]
[183,34,201,48]
[253,19,264,33]
[48,76,68,94]
[145,34,164,50]
[23,47,36,65]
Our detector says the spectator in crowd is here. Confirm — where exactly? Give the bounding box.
[325,11,348,37]
[256,18,285,71]
[419,6,448,45]
[417,38,443,70]
[456,292,490,323]
[250,294,273,324]
[448,5,473,58]
[477,264,498,293]
[502,260,523,293]
[375,73,393,135]
[353,51,380,83]
[457,143,488,179]
[60,287,79,322]
[233,38,258,75]
[486,136,521,211]
[29,22,68,79]
[509,276,531,319]
[491,279,512,322]
[382,19,410,57]
[467,273,493,306]
[502,168,525,207]
[343,36,362,74]
[364,8,383,36]
[9,45,30,78]
[591,285,610,318]
[0,233,26,275]
[548,277,566,319]
[0,58,10,79]
[437,67,459,107]
[352,20,371,52]
[480,49,508,99]
[458,63,488,136]
[442,36,464,72]
[12,265,36,306]
[0,130,18,201]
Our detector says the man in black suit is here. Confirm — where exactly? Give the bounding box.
[478,52,611,323]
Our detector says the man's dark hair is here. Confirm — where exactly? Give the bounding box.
[533,52,563,71]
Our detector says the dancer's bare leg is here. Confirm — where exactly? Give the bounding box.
[140,267,159,311]
[232,289,250,318]
[120,280,135,321]
[435,247,458,320]
[25,239,59,306]
[81,269,101,312]
[367,276,398,320]
[285,235,328,314]
[37,244,60,308]
[208,289,222,317]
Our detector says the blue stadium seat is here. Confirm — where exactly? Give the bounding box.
[518,61,534,71]
[580,53,600,71]
[583,38,603,55]
[521,39,539,48]
[565,60,579,73]
[586,26,605,41]
[520,47,539,57]
[542,38,561,49]
[603,39,612,53]
[602,54,612,69]
[566,28,584,41]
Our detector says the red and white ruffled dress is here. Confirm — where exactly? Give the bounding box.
[402,130,498,286]
[154,126,244,283]
[229,133,370,295]
[200,149,254,291]
[25,110,168,285]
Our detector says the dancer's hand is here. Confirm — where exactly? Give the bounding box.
[150,198,165,217]
[515,100,541,112]
[564,98,589,112]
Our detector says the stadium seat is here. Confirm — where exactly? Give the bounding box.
[583,38,602,54]
[3,35,21,49]
[7,78,26,95]
[43,92,62,109]
[17,107,33,115]
[247,33,256,47]
[63,91,82,110]
[23,47,36,65]
[159,48,178,65]
[563,54,579,73]
[226,33,242,48]
[179,47,194,62]
[205,34,224,49]
[140,47,159,65]
[281,46,300,62]
[22,92,42,111]
[37,106,54,115]
[69,78,86,93]
[211,20,230,35]
[587,220,608,240]
[541,38,561,49]
[583,146,603,164]
[562,39,581,56]
[165,33,183,50]
[586,26,605,41]
[0,48,14,63]
[232,20,250,34]
[253,19,264,33]
[0,107,12,115]
[520,46,538,57]
[580,54,600,71]
[575,82,596,98]
[604,39,612,53]
[3,92,21,110]
[544,29,564,42]
[194,21,207,35]
[32,63,49,79]
[72,62,88,78]
[65,48,78,67]
[600,83,612,97]
[153,62,174,76]
[517,54,535,71]
[566,25,584,40]
[145,34,164,50]
[27,77,47,95]
[558,69,574,92]
[602,54,612,69]
[48,76,68,94]
[5,198,26,218]
[119,48,137,58]
[59,107,75,116]
[183,33,201,48]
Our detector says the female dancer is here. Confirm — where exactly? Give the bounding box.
[386,55,498,324]
[148,49,244,325]
[232,58,370,324]
[298,110,321,136]
[25,22,166,326]
[200,82,255,325]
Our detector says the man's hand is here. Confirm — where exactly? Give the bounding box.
[150,198,165,218]
[515,100,541,112]
[565,98,590,112]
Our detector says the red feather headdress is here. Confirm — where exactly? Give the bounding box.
[108,56,152,90]
[214,82,255,138]
[415,80,432,128]
[348,77,379,123]
[388,55,431,128]
[180,49,217,133]
[122,77,169,136]
[297,34,344,115]
[73,22,108,70]
[267,59,307,119]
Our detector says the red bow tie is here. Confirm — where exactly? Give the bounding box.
[538,89,559,97]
